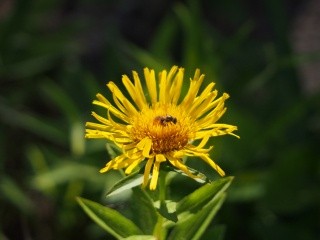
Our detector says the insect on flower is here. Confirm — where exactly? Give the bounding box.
[154,114,177,126]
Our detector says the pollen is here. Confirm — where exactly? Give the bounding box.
[130,103,195,154]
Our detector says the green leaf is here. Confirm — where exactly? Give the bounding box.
[1,55,60,79]
[168,193,226,240]
[0,176,34,214]
[166,177,233,240]
[162,164,209,184]
[106,142,122,159]
[77,197,143,239]
[123,236,156,240]
[149,13,178,61]
[31,163,99,190]
[106,171,147,197]
[207,225,226,240]
[173,2,202,70]
[130,188,158,234]
[176,176,233,217]
[39,80,80,124]
[0,101,66,145]
[154,200,178,223]
[121,41,164,71]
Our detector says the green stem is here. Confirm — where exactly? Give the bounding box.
[159,171,167,202]
[153,171,167,240]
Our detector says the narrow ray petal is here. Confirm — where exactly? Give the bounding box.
[159,69,168,104]
[170,67,184,104]
[150,161,160,190]
[144,68,157,104]
[143,157,154,188]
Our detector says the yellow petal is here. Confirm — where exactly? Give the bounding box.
[92,98,129,122]
[100,155,126,173]
[122,73,147,111]
[107,82,138,116]
[155,154,166,162]
[169,67,184,104]
[144,68,157,104]
[189,89,217,117]
[125,157,143,174]
[136,137,152,157]
[167,155,198,178]
[132,71,147,105]
[150,161,160,190]
[200,154,225,176]
[195,124,238,139]
[86,121,111,131]
[143,157,154,188]
[159,69,168,104]
[180,70,205,108]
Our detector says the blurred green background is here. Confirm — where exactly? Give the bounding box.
[0,0,319,239]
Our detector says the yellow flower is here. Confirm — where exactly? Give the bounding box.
[85,66,239,190]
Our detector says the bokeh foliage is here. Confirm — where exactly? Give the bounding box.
[1,0,319,239]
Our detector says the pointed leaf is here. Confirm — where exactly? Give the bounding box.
[123,236,157,240]
[77,197,143,239]
[0,102,66,144]
[0,176,34,214]
[162,164,208,183]
[203,225,226,240]
[106,142,122,159]
[149,14,178,60]
[168,193,226,240]
[154,200,178,223]
[106,171,148,197]
[122,41,164,70]
[177,176,233,217]
[39,80,80,124]
[167,177,233,240]
[130,188,158,234]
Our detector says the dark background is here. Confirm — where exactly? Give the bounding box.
[1,0,319,239]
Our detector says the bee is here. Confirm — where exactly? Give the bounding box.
[154,114,177,126]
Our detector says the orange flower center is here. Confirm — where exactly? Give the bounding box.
[130,104,194,154]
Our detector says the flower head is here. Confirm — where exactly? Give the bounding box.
[86,66,239,190]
